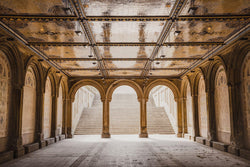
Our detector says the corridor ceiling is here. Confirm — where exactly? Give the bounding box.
[0,0,249,79]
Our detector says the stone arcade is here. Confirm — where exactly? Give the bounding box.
[0,0,249,166]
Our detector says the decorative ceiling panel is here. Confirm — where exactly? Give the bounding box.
[180,0,250,15]
[151,60,193,69]
[0,0,74,16]
[66,70,100,77]
[158,45,211,58]
[37,46,91,58]
[98,46,154,58]
[55,60,98,69]
[82,0,175,16]
[105,61,146,69]
[149,70,183,76]
[109,70,141,76]
[90,21,164,42]
[167,20,248,42]
[2,20,86,42]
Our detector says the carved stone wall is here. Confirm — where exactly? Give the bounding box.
[198,76,207,138]
[22,67,36,145]
[186,82,193,135]
[241,51,250,149]
[0,51,10,152]
[214,66,231,144]
[43,77,52,139]
[57,84,63,135]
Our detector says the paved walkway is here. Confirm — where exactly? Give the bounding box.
[2,135,249,167]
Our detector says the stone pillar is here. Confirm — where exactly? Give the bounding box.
[206,89,216,146]
[139,98,148,138]
[37,91,45,147]
[102,98,111,138]
[62,98,67,136]
[66,98,73,138]
[181,97,187,137]
[227,83,241,155]
[51,94,58,141]
[191,94,199,141]
[11,85,25,158]
[176,98,183,137]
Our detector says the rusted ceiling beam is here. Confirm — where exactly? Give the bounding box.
[62,67,188,71]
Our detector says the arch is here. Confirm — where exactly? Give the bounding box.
[106,79,143,101]
[181,76,192,98]
[214,65,231,144]
[69,79,105,101]
[0,50,11,152]
[240,51,250,149]
[144,79,180,101]
[22,66,37,145]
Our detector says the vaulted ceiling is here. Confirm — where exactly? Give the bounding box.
[0,0,249,79]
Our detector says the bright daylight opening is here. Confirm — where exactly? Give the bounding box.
[73,86,102,135]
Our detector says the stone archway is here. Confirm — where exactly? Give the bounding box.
[144,79,181,137]
[67,80,105,138]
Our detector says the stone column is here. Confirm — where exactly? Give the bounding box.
[51,94,59,141]
[139,98,148,138]
[36,90,46,147]
[66,98,73,138]
[102,98,111,138]
[11,85,25,158]
[176,98,183,137]
[191,94,199,141]
[62,98,67,136]
[181,97,187,137]
[227,83,241,155]
[206,89,216,146]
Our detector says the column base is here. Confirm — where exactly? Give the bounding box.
[176,133,182,138]
[102,133,111,138]
[228,145,240,156]
[14,146,25,158]
[139,133,148,138]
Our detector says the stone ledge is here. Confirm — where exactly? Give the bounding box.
[196,137,206,145]
[212,141,229,152]
[24,143,39,154]
[55,136,59,143]
[184,134,191,140]
[240,149,250,160]
[0,150,13,164]
[45,138,55,146]
[59,134,66,140]
[39,140,46,148]
[228,146,239,156]
[205,140,213,147]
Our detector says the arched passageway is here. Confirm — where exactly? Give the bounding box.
[73,86,102,135]
[147,85,176,134]
[110,86,140,134]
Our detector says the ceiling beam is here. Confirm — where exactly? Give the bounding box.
[69,0,108,77]
[62,67,188,71]
[141,0,187,77]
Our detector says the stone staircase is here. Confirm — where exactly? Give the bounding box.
[74,94,174,135]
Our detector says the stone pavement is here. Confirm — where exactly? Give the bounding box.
[1,135,249,167]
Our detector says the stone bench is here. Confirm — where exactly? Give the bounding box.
[59,134,66,140]
[240,149,250,160]
[0,150,13,164]
[212,141,229,152]
[196,137,206,145]
[45,138,55,146]
[55,136,59,143]
[24,143,39,154]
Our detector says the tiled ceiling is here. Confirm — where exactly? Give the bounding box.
[0,0,249,78]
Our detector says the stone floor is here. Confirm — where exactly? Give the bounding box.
[2,135,249,167]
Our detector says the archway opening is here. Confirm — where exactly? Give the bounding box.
[147,85,176,134]
[72,86,102,135]
[110,86,140,134]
